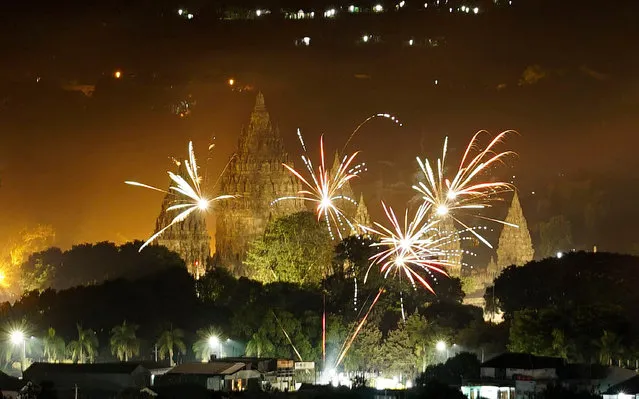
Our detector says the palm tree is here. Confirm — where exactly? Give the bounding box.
[596,330,623,366]
[67,324,99,363]
[246,331,274,358]
[156,327,186,366]
[43,328,66,363]
[192,326,226,361]
[110,321,140,362]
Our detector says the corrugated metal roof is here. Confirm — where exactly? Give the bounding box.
[168,362,246,375]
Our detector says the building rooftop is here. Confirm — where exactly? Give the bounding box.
[25,362,145,375]
[168,362,245,376]
[0,370,26,391]
[482,353,565,370]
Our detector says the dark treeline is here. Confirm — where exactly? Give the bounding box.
[1,237,505,377]
[487,251,639,365]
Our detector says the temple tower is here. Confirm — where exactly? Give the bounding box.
[215,93,305,275]
[496,191,534,270]
[155,163,210,279]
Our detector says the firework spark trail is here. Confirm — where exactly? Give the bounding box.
[272,311,303,362]
[126,141,234,251]
[273,132,364,240]
[412,131,517,248]
[342,113,403,152]
[334,288,384,368]
[361,202,450,293]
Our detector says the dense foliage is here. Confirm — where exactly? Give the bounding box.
[0,233,495,378]
[488,251,639,364]
[244,211,334,285]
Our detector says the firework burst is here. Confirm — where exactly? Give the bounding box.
[413,131,517,248]
[273,131,365,240]
[126,141,234,251]
[361,202,451,293]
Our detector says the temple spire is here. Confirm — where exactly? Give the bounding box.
[496,191,534,270]
[353,193,371,235]
[255,91,266,111]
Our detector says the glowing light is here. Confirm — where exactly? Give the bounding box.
[348,5,355,12]
[126,142,234,251]
[187,13,193,19]
[0,271,5,283]
[413,131,517,248]
[274,133,363,240]
[208,336,219,348]
[473,6,479,13]
[324,8,336,17]
[556,251,563,259]
[436,340,446,351]
[409,39,414,46]
[198,198,209,210]
[114,70,122,79]
[362,35,369,42]
[373,4,383,12]
[302,36,311,46]
[256,9,262,16]
[10,330,25,345]
[228,78,235,86]
[178,9,183,15]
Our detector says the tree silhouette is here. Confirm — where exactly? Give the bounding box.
[156,326,186,366]
[110,321,140,362]
[67,324,98,363]
[43,327,65,363]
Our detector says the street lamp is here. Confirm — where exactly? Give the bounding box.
[10,330,26,376]
[208,336,220,359]
[436,340,448,362]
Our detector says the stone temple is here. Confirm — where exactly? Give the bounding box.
[154,163,210,279]
[215,93,305,275]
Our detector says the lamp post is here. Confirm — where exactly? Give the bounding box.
[436,340,447,363]
[208,336,220,359]
[10,330,26,376]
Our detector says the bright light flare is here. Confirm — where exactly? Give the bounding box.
[361,202,450,293]
[126,141,234,251]
[436,204,449,216]
[198,198,209,210]
[10,330,25,345]
[436,340,446,351]
[114,70,122,79]
[413,131,517,248]
[274,132,364,240]
[208,336,219,348]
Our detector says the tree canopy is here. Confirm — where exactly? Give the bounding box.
[245,211,334,285]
